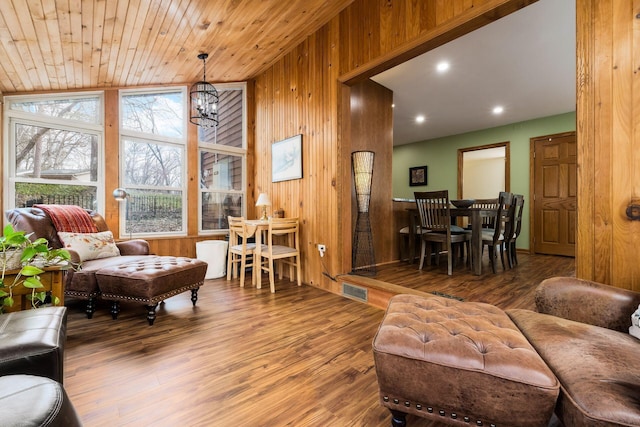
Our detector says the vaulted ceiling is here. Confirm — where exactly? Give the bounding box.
[0,0,355,95]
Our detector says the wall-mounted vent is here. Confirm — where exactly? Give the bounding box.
[342,283,368,303]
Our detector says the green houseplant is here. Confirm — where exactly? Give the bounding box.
[0,224,71,311]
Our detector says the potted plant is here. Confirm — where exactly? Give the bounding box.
[0,224,71,311]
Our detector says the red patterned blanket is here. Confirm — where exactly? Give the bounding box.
[34,204,99,233]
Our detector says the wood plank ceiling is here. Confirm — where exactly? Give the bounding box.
[0,0,355,95]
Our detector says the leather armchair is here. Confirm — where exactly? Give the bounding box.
[5,207,151,318]
[508,277,640,426]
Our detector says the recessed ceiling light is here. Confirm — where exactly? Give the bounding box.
[492,106,504,115]
[436,61,450,73]
[391,103,395,108]
[416,115,426,123]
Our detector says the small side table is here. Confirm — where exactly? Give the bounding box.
[1,267,64,312]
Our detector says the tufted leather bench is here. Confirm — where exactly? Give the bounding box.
[373,294,559,427]
[95,256,207,325]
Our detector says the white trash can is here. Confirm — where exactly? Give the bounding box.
[196,240,229,279]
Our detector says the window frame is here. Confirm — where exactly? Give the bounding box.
[3,92,105,213]
[118,86,188,238]
[198,82,247,235]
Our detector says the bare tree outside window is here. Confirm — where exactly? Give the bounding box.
[8,95,102,210]
[120,90,186,235]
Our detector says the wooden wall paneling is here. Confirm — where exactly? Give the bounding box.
[576,0,640,289]
[255,0,531,295]
[610,0,635,286]
[349,79,394,265]
[104,89,120,234]
[576,0,595,280]
[591,0,614,284]
[632,0,640,288]
[187,118,199,236]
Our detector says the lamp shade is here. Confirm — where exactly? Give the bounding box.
[352,151,375,213]
[256,193,272,207]
[112,188,129,201]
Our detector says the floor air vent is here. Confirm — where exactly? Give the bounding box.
[342,283,368,303]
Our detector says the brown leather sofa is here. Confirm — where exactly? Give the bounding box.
[507,277,640,427]
[6,207,151,318]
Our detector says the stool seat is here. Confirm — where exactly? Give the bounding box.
[373,294,559,427]
[0,374,82,426]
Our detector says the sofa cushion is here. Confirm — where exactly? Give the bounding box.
[508,308,640,427]
[57,230,120,261]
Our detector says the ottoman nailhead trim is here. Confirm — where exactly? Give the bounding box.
[383,398,497,427]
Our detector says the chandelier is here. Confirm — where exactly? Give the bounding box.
[190,53,219,128]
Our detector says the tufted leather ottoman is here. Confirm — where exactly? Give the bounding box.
[95,256,207,325]
[373,294,559,427]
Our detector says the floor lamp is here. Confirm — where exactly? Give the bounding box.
[112,188,132,239]
[351,151,376,276]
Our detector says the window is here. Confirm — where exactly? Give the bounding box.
[4,93,103,211]
[119,88,187,236]
[199,84,246,233]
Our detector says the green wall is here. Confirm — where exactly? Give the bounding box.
[393,111,576,250]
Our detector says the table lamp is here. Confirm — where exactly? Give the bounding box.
[256,193,271,220]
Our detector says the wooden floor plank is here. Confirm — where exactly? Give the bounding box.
[63,253,574,426]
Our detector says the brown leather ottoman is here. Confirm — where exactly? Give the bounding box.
[95,256,207,325]
[373,294,559,427]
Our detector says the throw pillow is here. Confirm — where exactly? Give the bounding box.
[57,231,121,262]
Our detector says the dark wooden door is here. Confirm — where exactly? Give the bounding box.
[532,132,576,257]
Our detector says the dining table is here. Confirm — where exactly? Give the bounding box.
[407,206,498,275]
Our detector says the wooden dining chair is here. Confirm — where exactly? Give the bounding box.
[226,216,261,288]
[469,198,499,230]
[259,217,301,293]
[505,194,525,267]
[414,190,471,275]
[480,192,515,273]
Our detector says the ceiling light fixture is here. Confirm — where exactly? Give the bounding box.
[492,106,504,115]
[436,61,450,73]
[416,115,426,123]
[190,53,219,128]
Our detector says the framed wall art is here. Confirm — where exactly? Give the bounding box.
[272,134,303,182]
[409,165,428,186]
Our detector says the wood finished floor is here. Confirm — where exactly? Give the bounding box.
[63,252,574,427]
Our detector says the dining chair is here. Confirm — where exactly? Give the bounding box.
[505,194,525,267]
[414,190,471,275]
[398,209,427,263]
[469,198,499,230]
[259,217,301,293]
[226,216,261,288]
[480,192,515,273]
